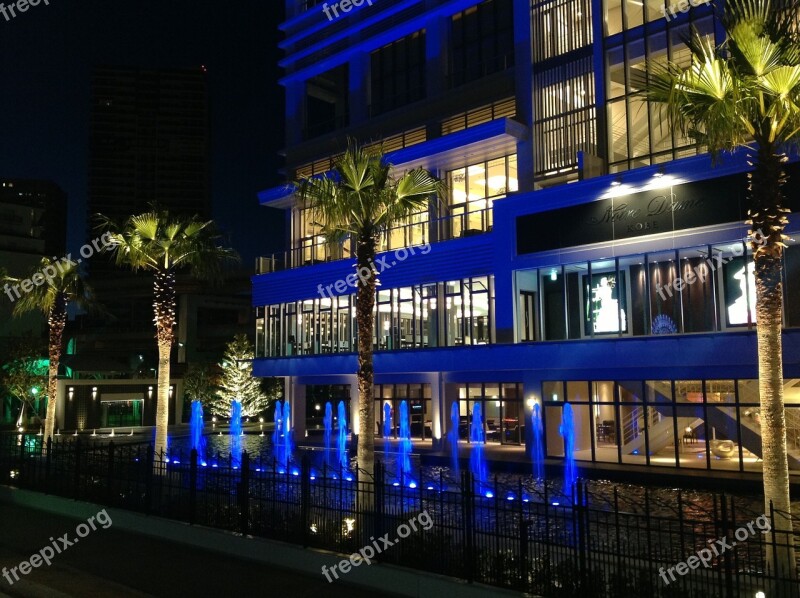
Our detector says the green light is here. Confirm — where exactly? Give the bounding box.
[30,387,39,396]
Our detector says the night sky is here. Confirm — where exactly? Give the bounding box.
[0,0,286,263]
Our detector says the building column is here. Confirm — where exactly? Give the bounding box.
[513,0,535,192]
[349,52,370,125]
[285,81,306,147]
[427,372,444,449]
[522,373,542,457]
[287,377,307,439]
[425,8,448,99]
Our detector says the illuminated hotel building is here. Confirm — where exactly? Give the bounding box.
[253,0,800,478]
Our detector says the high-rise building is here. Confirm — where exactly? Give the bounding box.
[76,66,247,378]
[253,0,800,479]
[0,178,67,341]
[0,178,66,257]
[89,66,211,226]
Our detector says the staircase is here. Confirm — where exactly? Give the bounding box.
[618,381,800,469]
[620,407,704,456]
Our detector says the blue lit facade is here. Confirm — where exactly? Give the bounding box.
[254,0,800,477]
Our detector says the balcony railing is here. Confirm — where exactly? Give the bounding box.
[254,207,493,274]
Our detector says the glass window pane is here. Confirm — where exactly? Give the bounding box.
[620,255,647,336]
[543,381,564,402]
[675,403,707,469]
[567,381,590,402]
[618,380,643,402]
[649,251,681,335]
[678,246,716,332]
[605,0,622,35]
[593,381,615,402]
[647,404,677,467]
[487,158,507,197]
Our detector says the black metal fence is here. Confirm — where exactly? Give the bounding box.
[1,434,799,598]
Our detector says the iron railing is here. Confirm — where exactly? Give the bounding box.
[1,433,798,597]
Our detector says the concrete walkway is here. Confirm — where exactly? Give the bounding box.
[0,486,520,598]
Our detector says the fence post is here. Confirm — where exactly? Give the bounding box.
[719,494,735,598]
[144,444,153,515]
[18,433,25,481]
[374,461,385,557]
[73,438,81,500]
[239,451,250,534]
[300,453,311,547]
[189,448,197,525]
[576,480,588,592]
[462,470,475,584]
[518,480,529,592]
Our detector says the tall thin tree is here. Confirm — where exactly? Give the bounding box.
[97,209,238,457]
[297,142,443,482]
[3,258,93,440]
[640,0,799,578]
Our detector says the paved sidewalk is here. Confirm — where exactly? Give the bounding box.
[0,502,374,598]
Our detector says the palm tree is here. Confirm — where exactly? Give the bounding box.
[297,142,443,482]
[97,209,238,458]
[3,258,92,440]
[640,0,799,578]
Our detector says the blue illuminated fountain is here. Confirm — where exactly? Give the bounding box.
[323,402,333,469]
[469,404,488,494]
[230,400,242,467]
[449,403,460,478]
[273,401,284,470]
[190,401,206,465]
[337,401,348,471]
[282,400,294,471]
[398,401,413,484]
[383,403,392,462]
[531,403,544,480]
[560,402,577,501]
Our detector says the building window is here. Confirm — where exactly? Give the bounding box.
[532,0,593,62]
[534,58,597,180]
[293,204,352,266]
[445,155,517,239]
[605,16,717,173]
[258,277,494,357]
[304,65,349,140]
[455,382,523,445]
[540,378,800,472]
[374,384,432,439]
[305,385,351,436]
[450,0,515,87]
[370,31,426,115]
[515,235,800,341]
[440,98,516,135]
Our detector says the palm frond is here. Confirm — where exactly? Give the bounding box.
[295,140,443,246]
[97,209,238,280]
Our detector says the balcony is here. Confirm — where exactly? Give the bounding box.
[254,206,493,273]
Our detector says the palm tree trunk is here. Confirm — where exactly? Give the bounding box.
[749,146,795,582]
[356,234,377,496]
[44,296,67,442]
[153,270,176,460]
